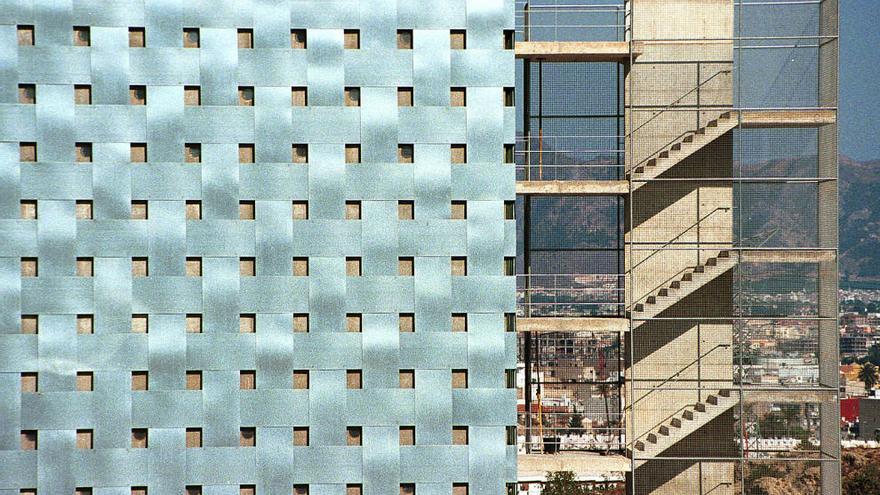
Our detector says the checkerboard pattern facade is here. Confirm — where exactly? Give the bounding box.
[0,1,517,493]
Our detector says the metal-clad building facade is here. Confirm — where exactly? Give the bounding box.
[0,1,517,494]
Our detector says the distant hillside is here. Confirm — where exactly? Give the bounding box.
[738,154,880,286]
[840,156,880,284]
[519,145,879,283]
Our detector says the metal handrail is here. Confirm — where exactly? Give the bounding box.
[518,273,626,279]
[516,135,625,140]
[627,67,734,170]
[631,129,697,171]
[518,273,625,317]
[517,2,627,42]
[628,68,732,137]
[630,207,731,273]
[516,132,625,180]
[517,150,625,155]
[705,482,735,494]
[740,227,781,248]
[630,343,733,444]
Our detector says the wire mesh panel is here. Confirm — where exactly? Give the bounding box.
[631,459,741,495]
[735,182,821,248]
[735,128,819,177]
[738,401,823,460]
[735,263,819,318]
[518,196,625,316]
[734,0,828,109]
[518,332,625,452]
[741,460,828,495]
[736,319,820,388]
[515,0,628,42]
[626,1,839,493]
[519,62,624,180]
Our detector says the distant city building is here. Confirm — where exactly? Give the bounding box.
[841,334,870,358]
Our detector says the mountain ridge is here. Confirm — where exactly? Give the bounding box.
[839,155,880,283]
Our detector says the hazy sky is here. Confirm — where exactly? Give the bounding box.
[840,1,880,161]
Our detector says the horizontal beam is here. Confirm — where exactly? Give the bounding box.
[739,249,836,263]
[742,389,838,404]
[740,109,836,128]
[517,180,629,195]
[515,41,638,62]
[518,453,630,481]
[518,317,629,333]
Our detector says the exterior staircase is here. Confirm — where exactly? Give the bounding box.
[631,250,736,328]
[630,112,738,190]
[632,388,738,467]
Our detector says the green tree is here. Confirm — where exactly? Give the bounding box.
[859,363,878,391]
[568,414,584,432]
[542,471,586,495]
[866,345,880,367]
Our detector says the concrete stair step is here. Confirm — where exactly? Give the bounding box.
[635,389,738,460]
[631,118,739,192]
[632,254,737,327]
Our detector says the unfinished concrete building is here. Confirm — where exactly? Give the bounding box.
[514,0,840,494]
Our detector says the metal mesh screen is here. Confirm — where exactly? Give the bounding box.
[518,196,624,316]
[515,0,628,42]
[736,319,820,388]
[625,1,839,493]
[518,332,625,452]
[519,62,624,180]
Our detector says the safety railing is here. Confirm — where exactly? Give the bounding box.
[630,343,733,448]
[515,2,628,43]
[518,411,626,453]
[629,64,734,170]
[518,273,626,317]
[516,134,625,181]
[630,207,733,308]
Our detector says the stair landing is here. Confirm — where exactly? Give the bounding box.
[515,41,639,62]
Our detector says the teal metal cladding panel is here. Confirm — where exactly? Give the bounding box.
[0,0,516,494]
